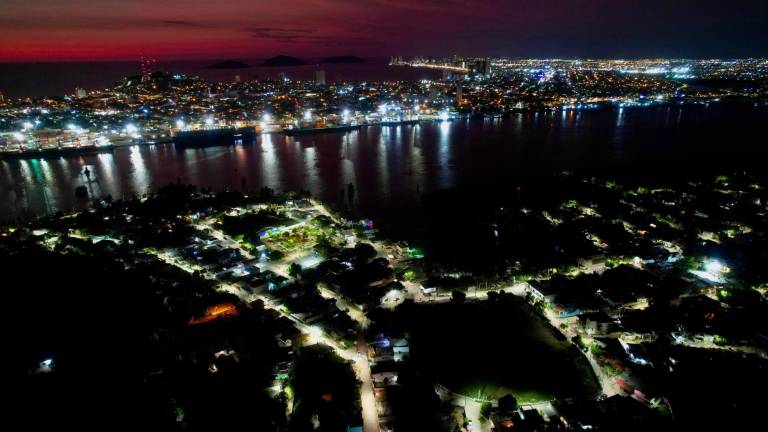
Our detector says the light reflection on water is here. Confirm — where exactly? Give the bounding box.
[0,105,763,223]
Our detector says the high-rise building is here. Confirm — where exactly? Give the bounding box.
[0,91,5,105]
[484,58,492,77]
[234,75,241,83]
[474,59,492,77]
[315,69,326,86]
[75,87,87,98]
[456,84,464,105]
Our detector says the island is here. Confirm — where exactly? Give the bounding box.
[320,55,366,64]
[205,60,253,69]
[258,55,308,67]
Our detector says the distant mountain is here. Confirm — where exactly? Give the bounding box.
[205,60,252,69]
[258,55,308,67]
[320,56,366,64]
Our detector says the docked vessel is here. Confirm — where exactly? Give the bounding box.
[0,145,114,159]
[380,119,420,126]
[282,124,360,136]
[173,126,257,149]
[0,130,113,159]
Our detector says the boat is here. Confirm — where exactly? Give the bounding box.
[0,129,114,159]
[0,144,115,159]
[282,124,360,136]
[380,119,420,126]
[173,126,257,149]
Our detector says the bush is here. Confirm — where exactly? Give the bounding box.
[480,402,493,420]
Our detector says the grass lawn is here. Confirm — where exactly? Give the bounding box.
[263,224,327,252]
[405,296,600,403]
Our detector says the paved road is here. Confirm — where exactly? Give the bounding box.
[189,202,404,432]
[436,385,491,432]
[355,335,380,432]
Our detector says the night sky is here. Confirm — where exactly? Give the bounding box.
[1,0,766,62]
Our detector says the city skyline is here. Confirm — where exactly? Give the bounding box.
[1,0,767,62]
[6,2,768,431]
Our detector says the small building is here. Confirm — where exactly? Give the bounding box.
[392,338,410,362]
[579,311,615,335]
[265,271,289,291]
[527,280,557,304]
[552,303,581,318]
[420,279,438,295]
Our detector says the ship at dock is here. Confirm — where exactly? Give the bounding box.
[0,129,113,159]
[172,126,257,149]
[283,123,361,136]
[380,118,420,126]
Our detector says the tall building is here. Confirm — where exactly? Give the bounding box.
[315,69,326,86]
[0,91,5,105]
[484,58,492,77]
[456,84,464,105]
[75,87,87,98]
[475,58,492,78]
[234,75,241,83]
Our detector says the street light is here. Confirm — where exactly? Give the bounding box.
[705,259,724,275]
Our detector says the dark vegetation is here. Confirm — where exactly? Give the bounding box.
[370,293,600,401]
[288,345,360,432]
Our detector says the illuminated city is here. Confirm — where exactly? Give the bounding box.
[2,56,766,157]
[4,1,768,431]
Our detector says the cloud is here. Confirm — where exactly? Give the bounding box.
[246,27,337,44]
[158,20,201,26]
